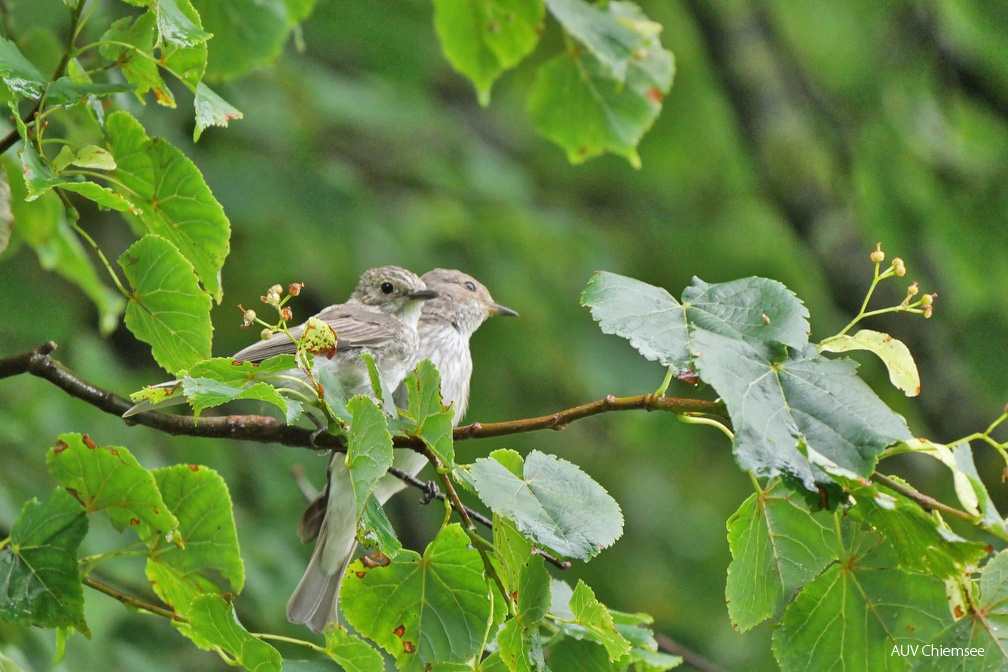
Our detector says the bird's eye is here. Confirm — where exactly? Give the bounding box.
[380,282,395,294]
[464,281,476,292]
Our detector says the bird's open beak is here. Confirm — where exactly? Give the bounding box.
[489,302,519,317]
[408,289,439,300]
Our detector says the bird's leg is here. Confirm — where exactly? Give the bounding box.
[420,479,441,504]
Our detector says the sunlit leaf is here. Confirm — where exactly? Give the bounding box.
[820,329,921,397]
[568,580,631,661]
[403,359,456,467]
[178,595,281,671]
[345,395,394,519]
[323,626,383,672]
[193,83,243,141]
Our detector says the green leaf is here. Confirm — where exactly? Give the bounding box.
[191,354,298,382]
[497,618,546,672]
[820,329,921,397]
[693,332,911,488]
[544,0,646,80]
[119,234,213,375]
[403,359,456,467]
[915,549,1008,671]
[772,528,951,672]
[569,580,631,661]
[469,450,623,560]
[145,465,244,613]
[44,78,137,106]
[191,0,290,80]
[52,145,117,173]
[0,489,87,631]
[725,479,836,632]
[156,0,211,47]
[433,0,544,104]
[1,158,125,334]
[100,13,176,107]
[341,524,492,670]
[178,594,281,672]
[345,395,394,519]
[494,513,532,596]
[529,2,672,166]
[0,36,47,97]
[0,651,27,672]
[181,377,301,422]
[323,626,384,672]
[105,111,231,302]
[46,433,179,540]
[357,496,402,559]
[817,461,988,579]
[8,109,134,212]
[193,83,243,141]
[360,352,396,414]
[581,273,810,373]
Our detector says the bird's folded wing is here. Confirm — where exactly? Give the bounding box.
[232,306,401,362]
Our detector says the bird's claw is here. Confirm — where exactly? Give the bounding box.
[420,480,441,505]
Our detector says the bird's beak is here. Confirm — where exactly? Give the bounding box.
[488,302,519,317]
[408,289,438,300]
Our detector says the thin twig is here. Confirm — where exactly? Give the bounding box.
[83,575,183,622]
[654,632,729,672]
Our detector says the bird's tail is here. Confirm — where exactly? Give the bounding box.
[287,458,359,632]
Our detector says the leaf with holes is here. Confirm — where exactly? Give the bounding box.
[0,489,87,631]
[341,524,491,670]
[469,450,623,560]
[46,433,178,541]
[119,234,212,375]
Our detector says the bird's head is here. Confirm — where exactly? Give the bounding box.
[419,268,518,336]
[350,266,437,328]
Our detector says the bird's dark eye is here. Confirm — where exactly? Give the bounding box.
[464,281,476,292]
[380,282,394,294]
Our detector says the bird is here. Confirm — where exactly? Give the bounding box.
[123,265,437,415]
[294,269,517,630]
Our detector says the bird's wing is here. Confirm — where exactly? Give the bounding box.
[232,305,401,362]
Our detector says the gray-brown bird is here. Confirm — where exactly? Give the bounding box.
[296,269,517,627]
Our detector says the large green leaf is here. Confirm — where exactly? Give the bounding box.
[0,36,47,98]
[402,359,455,467]
[46,433,179,540]
[725,479,836,632]
[105,111,231,302]
[529,2,672,167]
[119,234,213,375]
[0,489,87,631]
[498,555,551,672]
[341,524,492,670]
[581,273,809,373]
[155,0,211,47]
[191,0,290,80]
[345,395,394,519]
[2,158,124,334]
[693,331,911,488]
[772,528,951,672]
[469,450,623,560]
[178,594,281,672]
[145,465,244,614]
[433,0,544,104]
[915,550,1008,671]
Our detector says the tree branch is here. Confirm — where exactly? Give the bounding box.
[0,342,724,452]
[83,575,182,622]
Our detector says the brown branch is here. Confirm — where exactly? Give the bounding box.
[654,632,729,672]
[83,575,183,622]
[0,342,723,453]
[870,473,977,525]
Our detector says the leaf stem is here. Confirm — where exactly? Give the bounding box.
[252,632,326,653]
[83,574,182,621]
[655,368,674,396]
[677,413,734,439]
[60,194,131,300]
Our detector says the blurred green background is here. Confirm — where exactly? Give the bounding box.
[2,0,1007,670]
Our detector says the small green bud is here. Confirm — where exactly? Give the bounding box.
[260,328,272,340]
[920,293,934,307]
[908,282,919,296]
